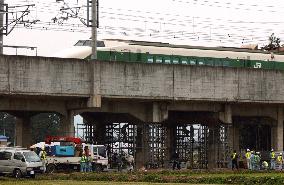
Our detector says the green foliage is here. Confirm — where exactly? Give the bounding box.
[34,171,284,185]
[0,112,61,145]
[0,112,15,144]
[262,33,282,51]
[30,113,61,143]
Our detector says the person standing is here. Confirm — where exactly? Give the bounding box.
[250,151,255,170]
[245,149,251,170]
[88,153,93,172]
[270,149,276,170]
[39,147,47,172]
[254,152,261,170]
[80,152,87,172]
[277,153,283,170]
[231,150,238,170]
[172,151,180,170]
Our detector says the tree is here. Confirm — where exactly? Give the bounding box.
[31,113,61,143]
[0,112,61,145]
[262,33,281,51]
[0,113,16,144]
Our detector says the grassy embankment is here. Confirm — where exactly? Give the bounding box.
[1,170,284,184]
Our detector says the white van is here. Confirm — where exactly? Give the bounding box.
[0,147,44,178]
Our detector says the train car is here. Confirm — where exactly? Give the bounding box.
[52,39,284,70]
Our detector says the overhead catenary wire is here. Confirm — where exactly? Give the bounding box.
[4,0,284,48]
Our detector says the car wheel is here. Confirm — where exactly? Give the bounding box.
[46,164,56,173]
[95,164,103,172]
[14,169,22,178]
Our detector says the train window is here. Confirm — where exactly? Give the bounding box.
[164,57,171,64]
[155,57,163,63]
[223,60,230,66]
[181,58,188,65]
[74,40,85,46]
[147,56,154,63]
[97,41,105,47]
[74,40,105,47]
[189,59,196,65]
[198,60,205,65]
[173,58,179,64]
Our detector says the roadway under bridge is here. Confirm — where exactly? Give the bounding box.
[0,55,284,169]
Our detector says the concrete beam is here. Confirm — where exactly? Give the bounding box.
[0,97,67,116]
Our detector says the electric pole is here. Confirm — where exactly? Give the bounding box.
[91,0,97,60]
[0,0,4,54]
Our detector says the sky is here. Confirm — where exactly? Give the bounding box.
[3,0,284,56]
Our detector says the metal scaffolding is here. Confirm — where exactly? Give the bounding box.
[145,124,166,168]
[105,123,136,168]
[216,124,230,168]
[176,124,209,169]
[78,114,231,170]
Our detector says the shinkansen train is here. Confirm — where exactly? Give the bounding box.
[53,39,284,70]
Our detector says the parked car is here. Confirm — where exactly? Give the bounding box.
[0,147,44,178]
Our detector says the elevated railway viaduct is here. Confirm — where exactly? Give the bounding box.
[0,54,283,169]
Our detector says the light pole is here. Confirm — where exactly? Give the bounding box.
[91,0,97,60]
[0,0,4,54]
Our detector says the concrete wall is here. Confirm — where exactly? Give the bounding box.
[0,55,90,97]
[97,62,284,103]
[1,55,284,104]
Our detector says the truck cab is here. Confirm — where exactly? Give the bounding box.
[86,144,108,171]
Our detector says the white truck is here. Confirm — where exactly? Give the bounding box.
[45,144,108,173]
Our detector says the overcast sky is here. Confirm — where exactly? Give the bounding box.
[3,0,284,56]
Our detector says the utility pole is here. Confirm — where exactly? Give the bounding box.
[91,0,97,60]
[0,0,4,54]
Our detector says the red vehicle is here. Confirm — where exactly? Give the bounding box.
[45,136,82,145]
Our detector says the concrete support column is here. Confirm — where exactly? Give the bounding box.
[151,102,168,123]
[135,124,148,169]
[208,126,218,169]
[94,122,105,145]
[60,111,75,137]
[15,117,32,148]
[164,123,175,167]
[219,104,238,152]
[228,124,239,152]
[273,107,283,151]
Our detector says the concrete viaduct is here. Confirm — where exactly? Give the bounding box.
[0,54,284,168]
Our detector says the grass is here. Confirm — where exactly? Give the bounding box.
[2,170,284,184]
[0,180,212,185]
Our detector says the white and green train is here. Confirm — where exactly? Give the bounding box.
[53,39,284,70]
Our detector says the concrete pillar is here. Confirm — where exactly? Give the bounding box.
[272,107,283,151]
[15,117,32,148]
[150,102,168,123]
[164,123,175,167]
[94,122,105,144]
[208,126,218,169]
[219,104,232,124]
[219,104,238,152]
[60,111,75,137]
[228,124,239,152]
[135,124,148,169]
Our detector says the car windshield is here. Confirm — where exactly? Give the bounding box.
[23,151,41,162]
